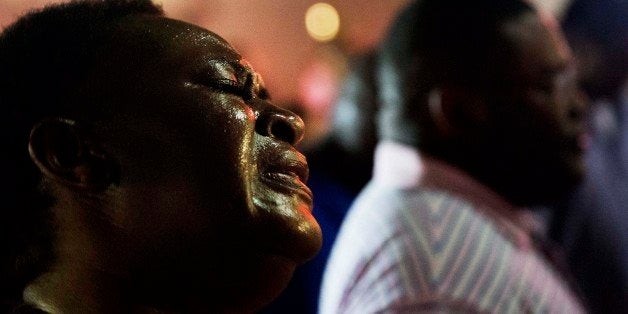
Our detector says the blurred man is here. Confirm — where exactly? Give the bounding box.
[550,0,628,311]
[320,0,587,312]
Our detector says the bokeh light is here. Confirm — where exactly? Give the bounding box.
[305,2,340,42]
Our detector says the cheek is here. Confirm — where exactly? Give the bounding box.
[124,178,210,230]
[515,91,564,135]
[109,100,259,252]
[197,95,257,153]
[196,98,257,194]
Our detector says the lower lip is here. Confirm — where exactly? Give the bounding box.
[261,172,313,205]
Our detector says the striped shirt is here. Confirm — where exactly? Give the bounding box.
[319,142,585,313]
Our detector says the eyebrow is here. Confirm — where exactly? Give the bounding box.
[257,83,271,100]
[231,61,272,100]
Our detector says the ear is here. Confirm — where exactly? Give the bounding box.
[429,86,490,136]
[28,118,118,190]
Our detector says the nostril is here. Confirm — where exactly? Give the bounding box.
[256,114,300,145]
[269,117,296,144]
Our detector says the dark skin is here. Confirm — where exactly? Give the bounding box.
[420,10,588,206]
[24,16,322,313]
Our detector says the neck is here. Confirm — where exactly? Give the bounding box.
[22,201,130,313]
[23,263,124,313]
[21,256,203,314]
[22,201,255,313]
[423,140,530,206]
[20,202,181,314]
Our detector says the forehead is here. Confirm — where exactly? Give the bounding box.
[500,11,571,74]
[86,16,261,119]
[115,15,243,67]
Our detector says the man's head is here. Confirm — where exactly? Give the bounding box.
[1,1,321,312]
[378,0,587,206]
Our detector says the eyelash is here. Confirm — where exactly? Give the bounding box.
[215,78,245,94]
[195,77,246,97]
[194,75,269,100]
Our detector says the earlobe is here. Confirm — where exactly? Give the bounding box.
[28,118,117,190]
[428,88,453,135]
[433,86,490,136]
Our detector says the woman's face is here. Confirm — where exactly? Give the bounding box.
[87,16,322,310]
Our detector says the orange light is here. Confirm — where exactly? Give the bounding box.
[305,3,340,42]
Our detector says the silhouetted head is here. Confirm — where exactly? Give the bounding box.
[377,0,588,206]
[309,51,380,192]
[331,51,380,157]
[562,0,628,101]
[0,1,321,312]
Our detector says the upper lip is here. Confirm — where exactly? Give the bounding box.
[266,156,309,183]
[261,150,313,200]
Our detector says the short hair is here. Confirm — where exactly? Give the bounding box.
[0,0,163,308]
[376,0,533,145]
[417,0,533,87]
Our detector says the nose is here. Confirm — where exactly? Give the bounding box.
[255,104,305,146]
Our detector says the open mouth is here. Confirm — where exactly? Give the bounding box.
[261,161,313,205]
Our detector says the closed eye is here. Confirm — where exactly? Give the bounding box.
[214,78,245,95]
[192,63,246,97]
[192,74,246,97]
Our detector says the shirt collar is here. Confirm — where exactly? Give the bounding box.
[373,141,538,249]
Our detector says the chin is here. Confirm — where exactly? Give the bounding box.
[522,168,583,206]
[250,179,323,263]
[213,252,297,312]
[567,156,586,184]
[501,160,583,207]
[249,254,297,308]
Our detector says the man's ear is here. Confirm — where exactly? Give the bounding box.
[429,85,490,136]
[28,118,118,190]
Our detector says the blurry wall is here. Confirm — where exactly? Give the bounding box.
[160,0,409,102]
[0,0,409,103]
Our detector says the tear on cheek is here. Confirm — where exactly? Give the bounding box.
[234,108,254,121]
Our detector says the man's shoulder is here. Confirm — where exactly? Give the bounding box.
[323,186,509,312]
[335,184,506,276]
[322,184,584,314]
[347,184,487,236]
